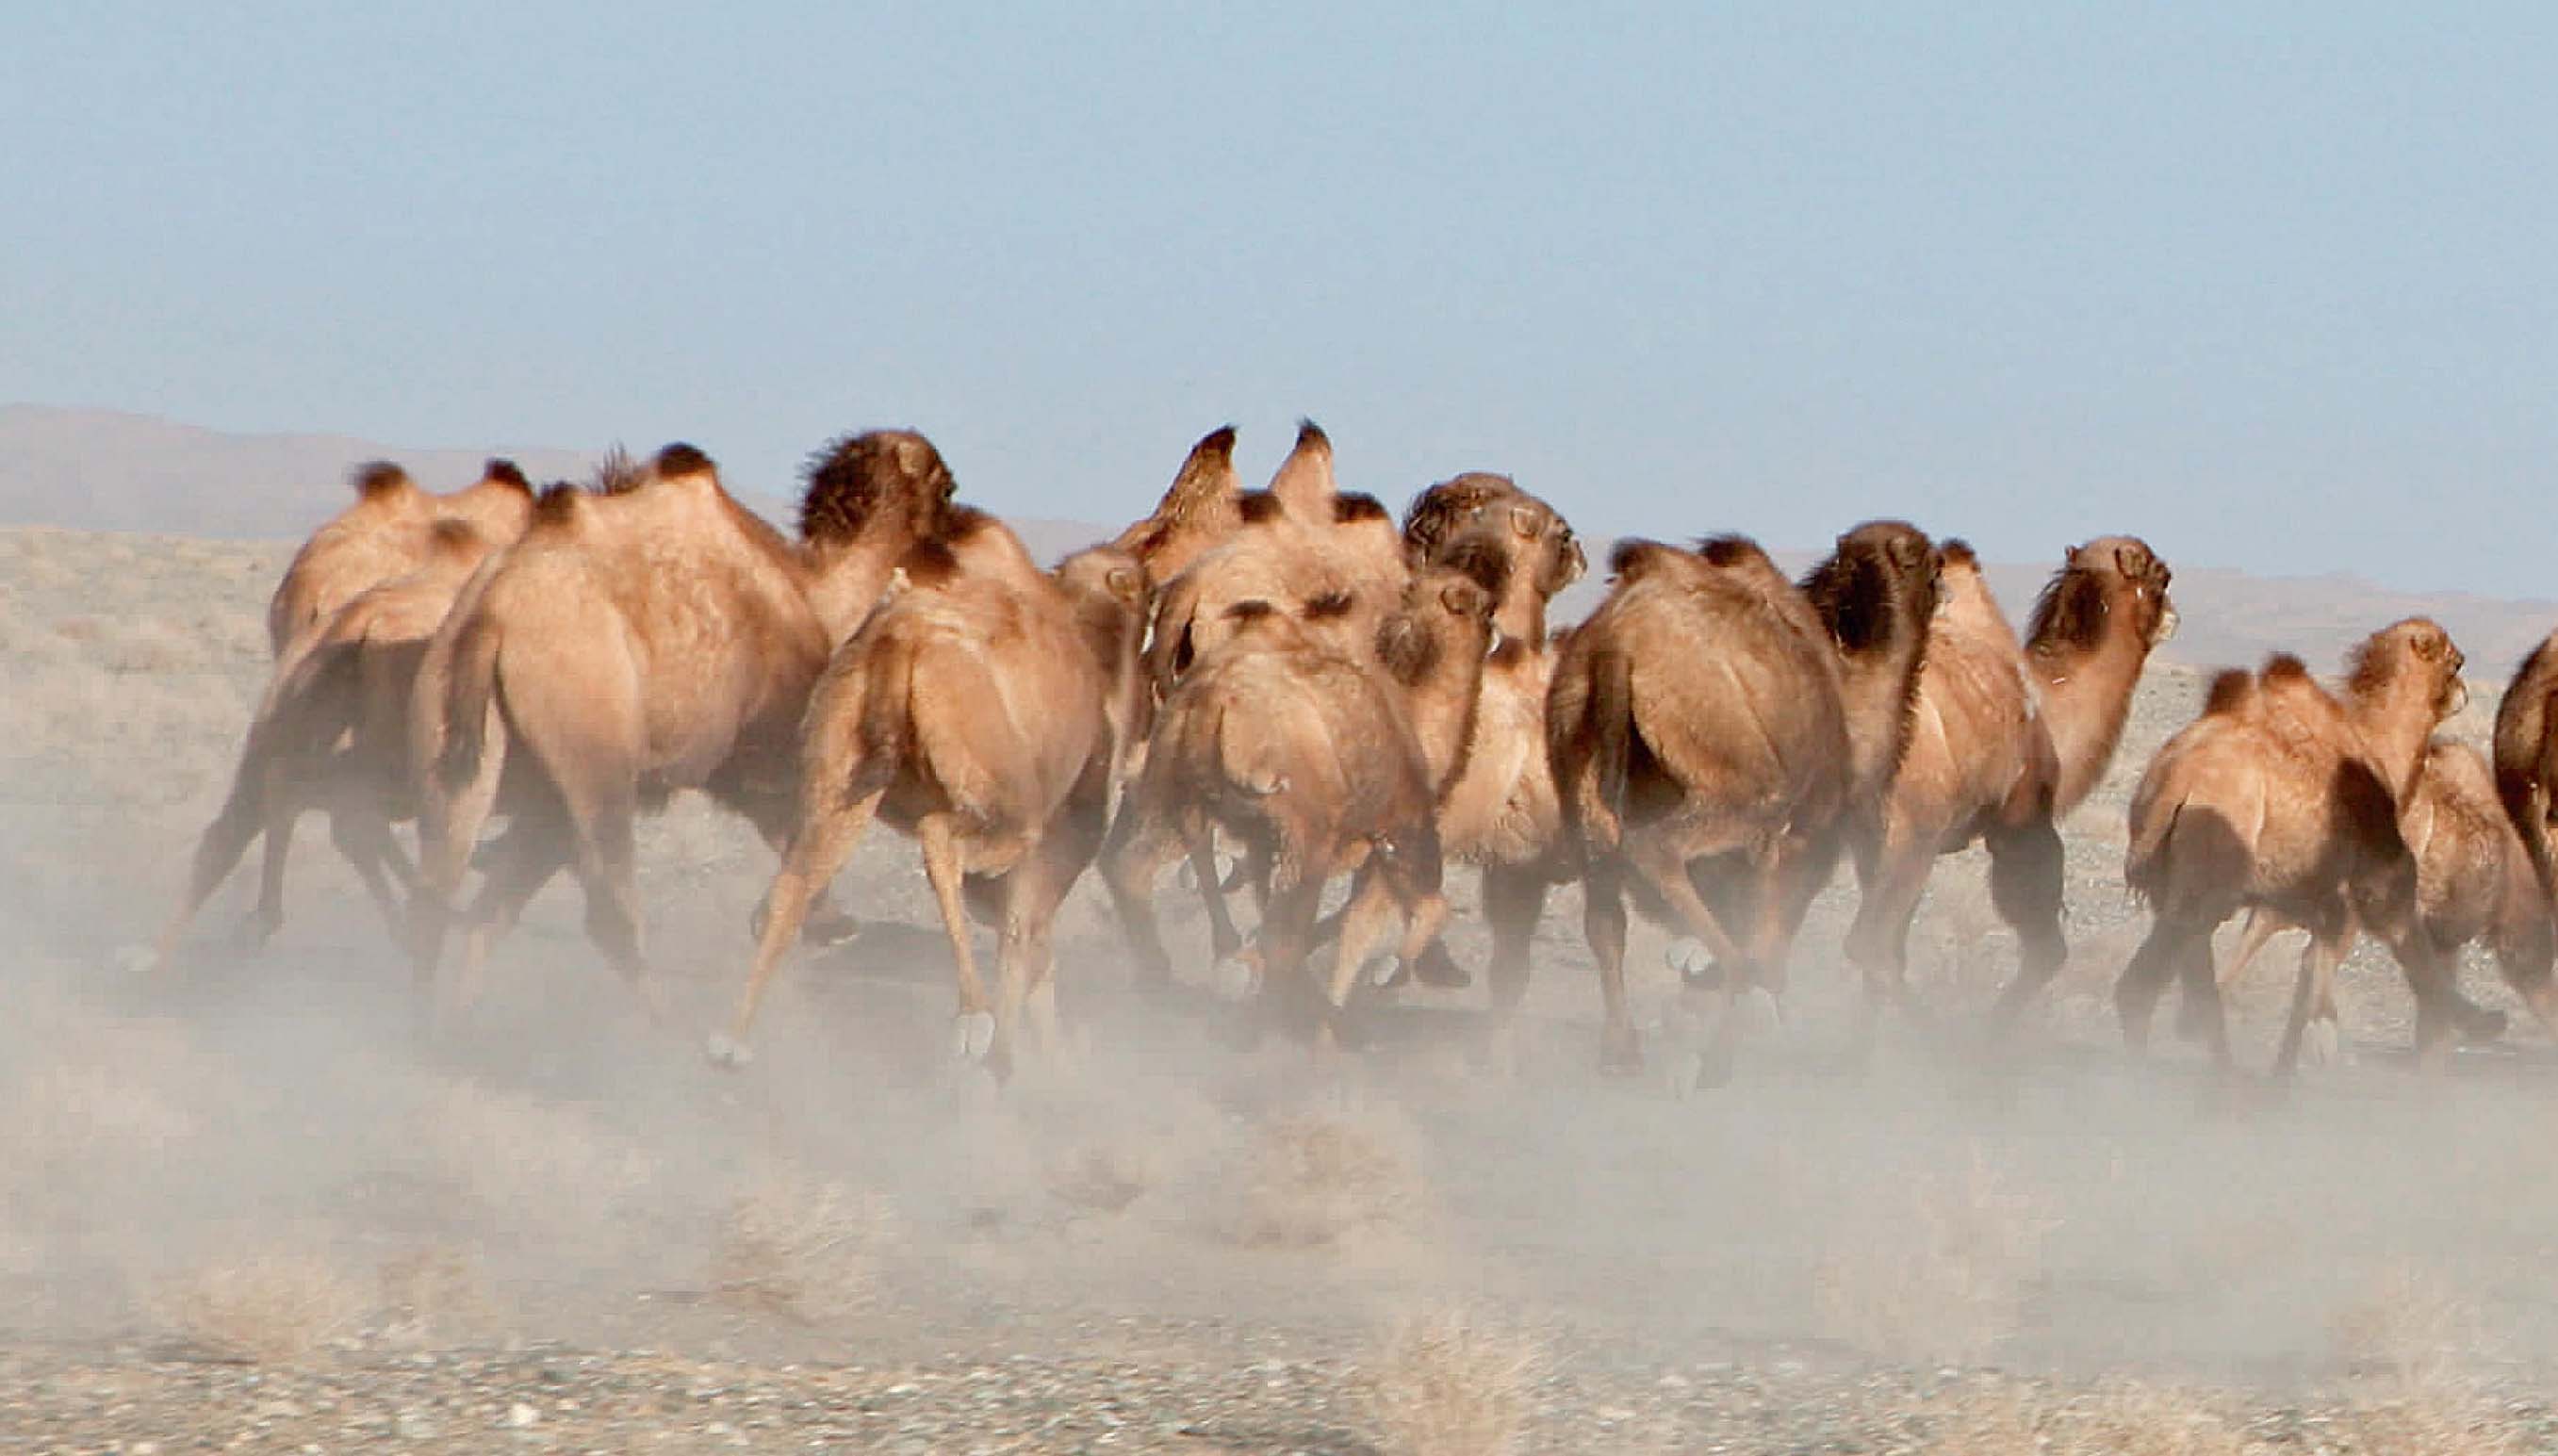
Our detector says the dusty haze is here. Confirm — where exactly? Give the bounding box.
[6,520,2558,1451]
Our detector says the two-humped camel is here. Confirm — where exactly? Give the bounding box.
[2217,733,2555,1056]
[1379,473,1586,1006]
[407,434,956,1018]
[1101,548,1503,1034]
[1845,538,2174,1025]
[2495,630,2558,907]
[150,460,533,966]
[711,504,1148,1074]
[1547,535,1852,1085]
[1141,421,1408,695]
[2120,620,2471,1073]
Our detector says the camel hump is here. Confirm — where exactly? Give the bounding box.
[1693,533,1770,570]
[898,537,964,588]
[350,461,412,501]
[481,458,531,494]
[531,481,587,527]
[1936,538,1979,569]
[2204,668,2255,715]
[1333,492,1390,526]
[1187,424,1238,466]
[1608,537,1685,582]
[2261,652,2312,684]
[653,442,715,479]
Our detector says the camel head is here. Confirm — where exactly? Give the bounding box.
[2030,535,2178,659]
[1402,473,1584,600]
[2349,617,2468,726]
[798,429,959,551]
[1801,519,1940,657]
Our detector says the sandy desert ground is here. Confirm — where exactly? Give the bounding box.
[8,522,2558,1452]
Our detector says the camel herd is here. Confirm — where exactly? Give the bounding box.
[144,424,2558,1086]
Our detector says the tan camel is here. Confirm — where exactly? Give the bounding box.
[2217,735,2554,1057]
[1110,425,1245,586]
[1841,538,2175,1023]
[1101,552,1500,1031]
[408,434,957,1018]
[152,517,510,967]
[1376,475,1588,1003]
[1546,534,1853,1082]
[712,511,1149,1073]
[2118,621,2469,1073]
[1142,421,1409,694]
[2494,630,2558,904]
[268,459,532,660]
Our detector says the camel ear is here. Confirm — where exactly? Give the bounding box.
[1510,503,1540,539]
[2065,545,2083,566]
[1105,564,1144,604]
[2114,545,2140,578]
[1440,582,1483,617]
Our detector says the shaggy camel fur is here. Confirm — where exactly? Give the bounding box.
[1110,425,1244,587]
[2219,736,2555,1054]
[2119,620,2470,1073]
[2494,630,2558,905]
[408,434,957,1018]
[1379,474,1587,1004]
[1102,554,1500,1030]
[268,459,532,660]
[1845,538,2174,1023]
[713,513,1148,1072]
[1547,535,1852,1081]
[153,517,509,966]
[1142,421,1408,695]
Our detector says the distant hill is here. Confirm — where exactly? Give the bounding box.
[5,403,2550,676]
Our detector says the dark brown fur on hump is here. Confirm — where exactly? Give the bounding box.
[1694,533,1772,571]
[1937,539,1980,569]
[1799,529,1921,655]
[2025,558,2112,655]
[652,442,715,479]
[1303,591,1356,621]
[1136,426,1239,542]
[2262,652,2313,685]
[1608,537,1681,582]
[481,458,531,494]
[589,445,644,495]
[1237,491,1285,526]
[531,482,586,527]
[2205,668,2255,715]
[894,505,999,589]
[800,430,957,547]
[1292,418,1330,455]
[351,461,410,500]
[1332,493,1390,525]
[1402,473,1518,558]
[424,517,483,558]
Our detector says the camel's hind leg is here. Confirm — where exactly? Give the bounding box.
[1845,828,1935,1018]
[150,760,280,973]
[714,787,885,1064]
[918,811,997,1064]
[2115,914,2212,1055]
[1582,859,1639,1073]
[2273,924,2349,1077]
[1984,815,2069,1024]
[1623,828,1764,1088]
[327,794,414,947]
[1482,864,1552,1016]
[438,811,570,1030]
[1099,793,1186,992]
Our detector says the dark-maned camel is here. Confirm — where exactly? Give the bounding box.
[2118,620,2470,1073]
[2494,630,2558,905]
[712,511,1149,1073]
[408,434,958,1019]
[152,517,510,967]
[1142,421,1409,695]
[1101,552,1500,1031]
[1843,538,2175,1025]
[1547,535,1853,1082]
[268,459,532,660]
[2218,735,2556,1058]
[1110,425,1245,587]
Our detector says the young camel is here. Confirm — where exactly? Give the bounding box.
[2494,630,2558,905]
[151,517,512,966]
[2118,620,2470,1074]
[1102,554,1501,1033]
[1547,535,1853,1083]
[1374,474,1588,1004]
[1844,538,2176,1026]
[2214,736,2552,1054]
[408,434,957,1021]
[268,460,533,661]
[711,511,1149,1074]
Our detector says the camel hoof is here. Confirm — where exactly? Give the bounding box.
[1212,956,1261,1003]
[1738,987,1785,1039]
[704,1032,755,1071]
[1664,938,1721,986]
[950,1011,995,1063]
[2302,1018,2341,1069]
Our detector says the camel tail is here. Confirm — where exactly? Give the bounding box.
[435,614,504,793]
[1581,646,1636,852]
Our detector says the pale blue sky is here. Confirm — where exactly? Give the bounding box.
[6,4,2553,595]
